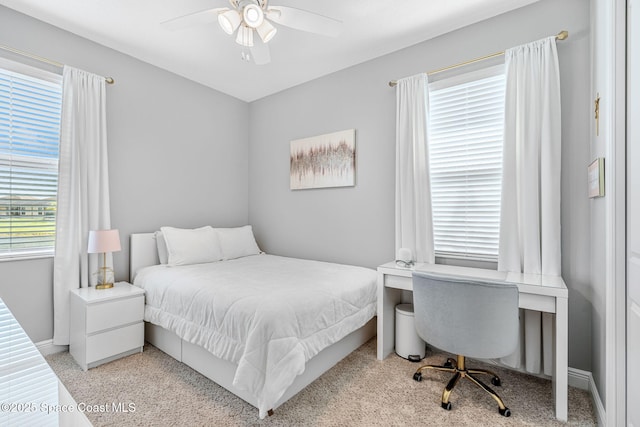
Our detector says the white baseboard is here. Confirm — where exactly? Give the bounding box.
[569,367,606,426]
[569,367,591,390]
[36,339,68,356]
[589,375,606,427]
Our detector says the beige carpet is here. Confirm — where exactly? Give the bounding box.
[47,339,596,426]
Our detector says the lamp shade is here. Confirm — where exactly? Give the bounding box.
[218,9,242,35]
[87,229,121,254]
[236,25,254,47]
[256,19,277,43]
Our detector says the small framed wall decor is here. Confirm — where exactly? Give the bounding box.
[587,157,605,198]
[290,129,356,190]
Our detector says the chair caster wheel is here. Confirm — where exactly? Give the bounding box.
[491,376,501,386]
[441,401,452,411]
[499,407,511,417]
[413,372,422,382]
[444,358,454,368]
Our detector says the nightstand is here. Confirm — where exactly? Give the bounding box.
[69,282,145,371]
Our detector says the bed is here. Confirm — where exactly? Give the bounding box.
[129,227,377,418]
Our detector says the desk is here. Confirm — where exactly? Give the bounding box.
[376,262,568,422]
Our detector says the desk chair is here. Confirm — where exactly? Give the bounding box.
[411,271,519,416]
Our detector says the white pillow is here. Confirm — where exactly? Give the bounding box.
[215,225,261,260]
[160,226,223,266]
[154,230,168,264]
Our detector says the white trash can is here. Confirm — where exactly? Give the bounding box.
[395,303,426,361]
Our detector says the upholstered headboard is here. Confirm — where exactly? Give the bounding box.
[130,233,160,282]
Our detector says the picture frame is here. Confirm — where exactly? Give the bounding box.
[587,157,605,198]
[290,129,356,190]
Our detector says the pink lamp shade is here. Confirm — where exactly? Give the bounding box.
[87,229,121,254]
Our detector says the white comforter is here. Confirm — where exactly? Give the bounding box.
[133,254,377,418]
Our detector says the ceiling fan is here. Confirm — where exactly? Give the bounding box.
[162,0,342,65]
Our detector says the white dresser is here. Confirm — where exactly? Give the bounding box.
[70,282,145,371]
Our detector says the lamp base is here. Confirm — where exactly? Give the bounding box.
[95,282,114,290]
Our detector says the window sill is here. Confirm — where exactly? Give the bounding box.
[0,252,54,263]
[435,254,498,271]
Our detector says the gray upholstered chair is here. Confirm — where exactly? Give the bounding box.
[411,271,519,417]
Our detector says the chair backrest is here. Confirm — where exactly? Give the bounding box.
[412,271,519,359]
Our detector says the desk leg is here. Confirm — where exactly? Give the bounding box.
[377,272,403,360]
[554,296,568,422]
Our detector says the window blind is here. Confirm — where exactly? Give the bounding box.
[0,298,59,425]
[0,59,62,258]
[428,66,505,261]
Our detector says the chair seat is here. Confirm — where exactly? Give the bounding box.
[411,271,519,416]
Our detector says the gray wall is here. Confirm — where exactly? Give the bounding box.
[0,6,249,342]
[248,0,593,371]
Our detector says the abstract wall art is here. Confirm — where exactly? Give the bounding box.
[290,129,356,190]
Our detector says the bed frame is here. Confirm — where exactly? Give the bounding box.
[129,233,376,414]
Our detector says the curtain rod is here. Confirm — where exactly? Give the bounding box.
[388,30,569,87]
[0,44,115,84]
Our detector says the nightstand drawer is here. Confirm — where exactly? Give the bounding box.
[86,322,143,363]
[86,295,144,334]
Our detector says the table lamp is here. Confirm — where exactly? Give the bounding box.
[87,229,121,289]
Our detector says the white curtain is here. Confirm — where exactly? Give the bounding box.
[53,66,111,345]
[498,37,561,376]
[395,74,435,264]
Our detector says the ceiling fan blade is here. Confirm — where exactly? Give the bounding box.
[266,6,342,37]
[250,39,271,65]
[161,8,228,31]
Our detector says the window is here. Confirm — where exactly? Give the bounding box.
[427,65,505,261]
[0,58,62,259]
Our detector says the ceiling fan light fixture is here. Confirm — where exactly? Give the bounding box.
[243,3,264,28]
[235,25,254,47]
[218,9,242,35]
[256,19,277,43]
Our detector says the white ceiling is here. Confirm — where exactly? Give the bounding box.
[1,0,537,102]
